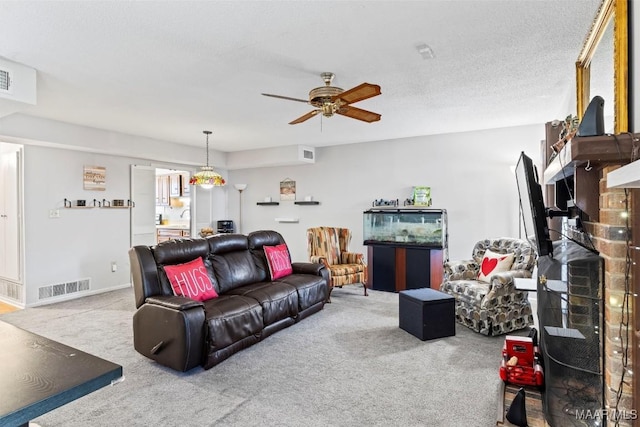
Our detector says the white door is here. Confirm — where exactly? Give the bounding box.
[0,146,22,282]
[130,165,157,247]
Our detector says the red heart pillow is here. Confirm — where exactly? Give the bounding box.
[477,249,515,283]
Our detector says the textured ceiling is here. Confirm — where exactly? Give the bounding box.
[0,1,602,152]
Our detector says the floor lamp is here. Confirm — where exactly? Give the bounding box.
[234,184,247,233]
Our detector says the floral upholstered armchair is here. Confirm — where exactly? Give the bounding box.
[307,227,367,301]
[439,238,536,336]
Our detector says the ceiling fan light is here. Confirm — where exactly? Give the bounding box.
[321,103,335,117]
[263,73,382,125]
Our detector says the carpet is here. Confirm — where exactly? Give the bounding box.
[1,286,510,427]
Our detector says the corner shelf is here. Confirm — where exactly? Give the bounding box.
[257,202,280,206]
[294,201,320,205]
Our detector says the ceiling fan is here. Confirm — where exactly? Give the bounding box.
[262,72,381,125]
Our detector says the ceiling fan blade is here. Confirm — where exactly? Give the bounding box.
[289,110,320,125]
[337,105,381,123]
[333,83,381,105]
[262,93,309,104]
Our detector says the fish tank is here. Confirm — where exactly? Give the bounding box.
[363,208,447,248]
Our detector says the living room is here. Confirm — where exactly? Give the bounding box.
[0,1,639,426]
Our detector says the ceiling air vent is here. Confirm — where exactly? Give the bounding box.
[0,69,11,93]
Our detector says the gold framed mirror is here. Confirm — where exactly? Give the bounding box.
[576,0,628,133]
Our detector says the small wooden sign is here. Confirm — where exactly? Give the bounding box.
[280,178,296,201]
[83,166,106,191]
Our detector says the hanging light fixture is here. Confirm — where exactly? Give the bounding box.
[190,130,225,190]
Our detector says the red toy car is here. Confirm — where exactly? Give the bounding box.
[499,329,544,388]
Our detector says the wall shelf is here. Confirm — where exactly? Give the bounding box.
[63,198,134,209]
[275,218,299,223]
[294,201,320,205]
[607,158,640,188]
[101,199,135,208]
[64,198,96,208]
[257,202,279,206]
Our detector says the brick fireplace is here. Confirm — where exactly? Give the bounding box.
[542,127,638,426]
[587,167,637,425]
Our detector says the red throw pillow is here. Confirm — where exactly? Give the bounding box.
[477,249,515,283]
[163,257,218,302]
[264,244,293,280]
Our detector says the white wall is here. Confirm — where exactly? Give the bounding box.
[1,112,543,306]
[21,145,228,306]
[1,115,229,306]
[23,146,132,304]
[227,124,544,263]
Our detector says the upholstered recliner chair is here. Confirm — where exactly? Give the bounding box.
[439,237,535,336]
[307,227,367,300]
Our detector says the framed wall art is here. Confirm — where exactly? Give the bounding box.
[83,165,106,191]
[413,186,432,206]
[280,178,296,201]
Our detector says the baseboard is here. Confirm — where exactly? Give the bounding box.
[26,283,132,308]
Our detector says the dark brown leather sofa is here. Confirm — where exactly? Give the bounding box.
[129,230,329,371]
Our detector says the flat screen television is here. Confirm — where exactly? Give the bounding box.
[515,151,553,257]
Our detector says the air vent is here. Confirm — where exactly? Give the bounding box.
[298,145,315,163]
[0,69,10,93]
[0,278,22,302]
[39,278,91,300]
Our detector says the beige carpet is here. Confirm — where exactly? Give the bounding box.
[1,285,517,427]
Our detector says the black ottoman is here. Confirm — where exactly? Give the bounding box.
[399,288,455,340]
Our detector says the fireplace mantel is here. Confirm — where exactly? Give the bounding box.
[543,132,639,223]
[544,133,638,184]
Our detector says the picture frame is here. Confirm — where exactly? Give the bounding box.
[413,186,431,206]
[280,179,296,201]
[83,165,106,191]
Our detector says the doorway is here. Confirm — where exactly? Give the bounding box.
[0,142,24,305]
[130,165,194,247]
[154,168,192,234]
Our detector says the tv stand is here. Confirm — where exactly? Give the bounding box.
[537,240,604,426]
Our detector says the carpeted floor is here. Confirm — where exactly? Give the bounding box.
[1,286,514,427]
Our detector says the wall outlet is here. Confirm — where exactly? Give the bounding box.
[111,262,117,272]
[49,209,60,218]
